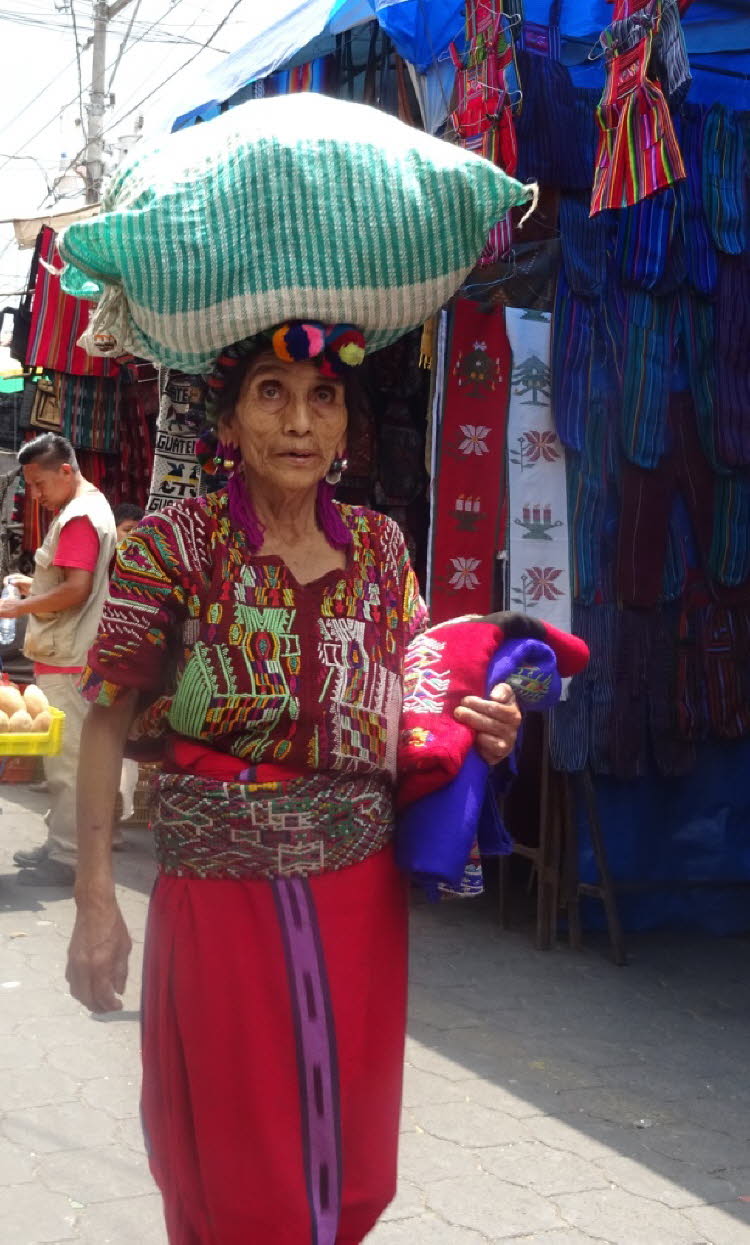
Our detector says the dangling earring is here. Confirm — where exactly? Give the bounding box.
[217,441,239,474]
[325,456,347,486]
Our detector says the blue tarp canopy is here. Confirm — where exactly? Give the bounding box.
[171,0,750,129]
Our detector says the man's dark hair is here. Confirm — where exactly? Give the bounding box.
[17,433,79,472]
[113,502,145,525]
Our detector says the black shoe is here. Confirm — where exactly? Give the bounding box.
[13,843,49,868]
[17,859,75,887]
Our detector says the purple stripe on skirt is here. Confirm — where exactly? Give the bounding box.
[273,877,342,1245]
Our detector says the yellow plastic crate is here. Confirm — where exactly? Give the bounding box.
[0,707,66,757]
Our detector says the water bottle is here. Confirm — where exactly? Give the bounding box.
[0,582,19,645]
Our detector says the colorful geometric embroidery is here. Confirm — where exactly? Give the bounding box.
[402,636,450,715]
[398,727,435,749]
[82,491,424,779]
[506,665,553,704]
[152,770,395,878]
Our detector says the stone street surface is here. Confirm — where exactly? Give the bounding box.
[0,783,749,1245]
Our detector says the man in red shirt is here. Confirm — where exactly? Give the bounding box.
[0,434,116,886]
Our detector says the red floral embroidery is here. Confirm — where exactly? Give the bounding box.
[526,566,564,602]
[523,430,560,463]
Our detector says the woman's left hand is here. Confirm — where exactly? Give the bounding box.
[454,683,522,766]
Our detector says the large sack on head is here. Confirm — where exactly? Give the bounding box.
[58,92,536,373]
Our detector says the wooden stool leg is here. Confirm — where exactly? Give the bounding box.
[498,854,512,929]
[581,770,627,966]
[536,725,553,951]
[546,770,564,948]
[562,772,583,951]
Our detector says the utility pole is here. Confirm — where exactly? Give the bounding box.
[85,0,138,204]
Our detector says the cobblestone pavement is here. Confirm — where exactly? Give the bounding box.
[0,783,749,1244]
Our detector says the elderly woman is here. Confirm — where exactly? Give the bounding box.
[67,323,522,1245]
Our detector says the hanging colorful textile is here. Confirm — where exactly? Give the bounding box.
[147,371,204,514]
[22,479,49,555]
[267,55,333,97]
[612,604,698,779]
[548,603,617,774]
[616,393,714,608]
[701,103,747,257]
[563,334,620,606]
[590,10,685,216]
[710,474,750,590]
[515,58,589,191]
[77,450,122,509]
[615,188,682,293]
[675,106,717,297]
[520,0,561,57]
[57,374,121,452]
[25,227,117,377]
[714,255,750,468]
[449,2,520,265]
[559,192,610,302]
[120,364,157,511]
[550,271,593,454]
[620,290,674,468]
[678,605,750,743]
[675,288,718,471]
[650,0,692,108]
[427,300,509,624]
[506,307,571,641]
[514,0,593,194]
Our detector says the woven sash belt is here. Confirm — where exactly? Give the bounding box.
[151,770,395,880]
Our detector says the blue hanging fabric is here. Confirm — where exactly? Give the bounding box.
[615,188,684,294]
[366,0,464,71]
[702,104,747,256]
[674,105,718,297]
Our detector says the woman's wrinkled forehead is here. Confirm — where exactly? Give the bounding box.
[242,352,346,388]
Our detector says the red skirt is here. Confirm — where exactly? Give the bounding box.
[141,847,409,1245]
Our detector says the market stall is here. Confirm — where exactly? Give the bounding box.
[4,0,748,942]
[158,0,750,944]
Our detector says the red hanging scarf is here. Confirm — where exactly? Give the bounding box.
[26,227,118,377]
[428,300,510,623]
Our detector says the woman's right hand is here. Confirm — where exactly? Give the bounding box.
[66,897,132,1013]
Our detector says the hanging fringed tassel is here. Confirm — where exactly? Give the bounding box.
[419,316,436,369]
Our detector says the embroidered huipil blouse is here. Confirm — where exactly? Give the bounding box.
[81,492,426,781]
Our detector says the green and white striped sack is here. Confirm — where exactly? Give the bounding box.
[59,92,536,374]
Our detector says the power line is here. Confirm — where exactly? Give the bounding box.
[0,5,226,45]
[0,152,53,198]
[103,0,246,135]
[108,0,144,92]
[0,240,18,268]
[0,52,79,143]
[48,0,247,204]
[69,0,88,141]
[0,0,190,188]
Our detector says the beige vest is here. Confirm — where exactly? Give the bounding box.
[24,483,116,668]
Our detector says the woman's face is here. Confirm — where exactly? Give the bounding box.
[225,353,348,496]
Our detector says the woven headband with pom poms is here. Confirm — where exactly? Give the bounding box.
[204,321,366,420]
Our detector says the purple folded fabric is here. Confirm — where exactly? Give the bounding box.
[396,638,562,892]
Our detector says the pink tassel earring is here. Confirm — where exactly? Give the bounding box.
[227,469,266,553]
